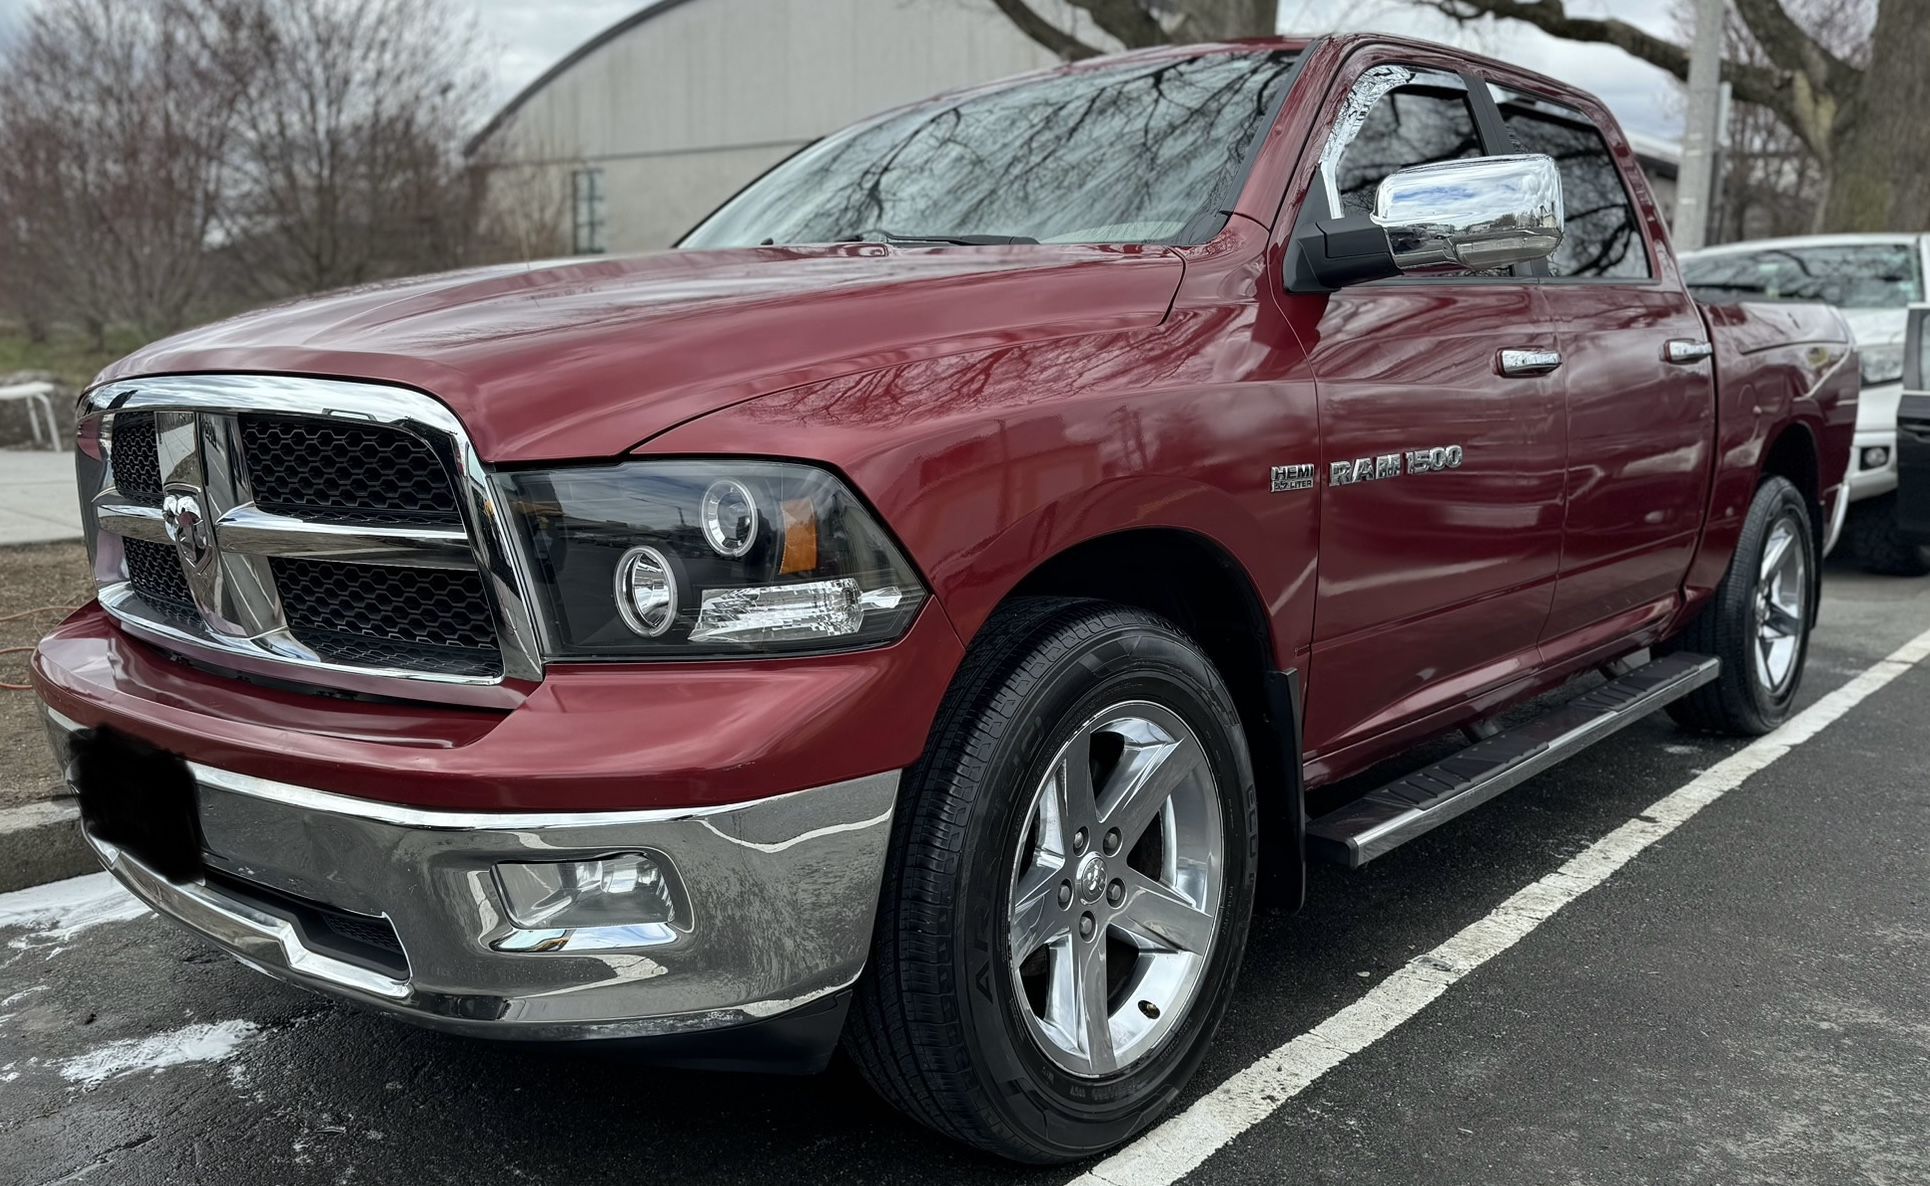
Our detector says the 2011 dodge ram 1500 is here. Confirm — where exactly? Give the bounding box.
[33,35,1857,1163]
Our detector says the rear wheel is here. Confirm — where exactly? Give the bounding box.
[847,598,1257,1163]
[1845,492,1930,576]
[1666,477,1816,734]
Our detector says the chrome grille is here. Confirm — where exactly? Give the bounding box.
[79,376,542,699]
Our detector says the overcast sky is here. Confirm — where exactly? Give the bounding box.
[0,0,1686,143]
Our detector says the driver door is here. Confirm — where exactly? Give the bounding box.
[1279,62,1569,776]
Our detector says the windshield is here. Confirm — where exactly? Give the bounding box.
[680,50,1300,249]
[1682,243,1924,309]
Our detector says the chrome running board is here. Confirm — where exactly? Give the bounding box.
[1308,653,1721,868]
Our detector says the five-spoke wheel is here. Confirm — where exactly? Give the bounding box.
[1008,702,1222,1077]
[848,599,1257,1163]
[1668,476,1816,734]
[1752,511,1808,696]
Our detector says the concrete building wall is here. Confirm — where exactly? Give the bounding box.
[477,0,1103,253]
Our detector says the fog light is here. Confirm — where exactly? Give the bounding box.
[1863,445,1892,470]
[690,579,903,644]
[494,852,684,931]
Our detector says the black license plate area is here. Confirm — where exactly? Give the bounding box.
[69,725,205,884]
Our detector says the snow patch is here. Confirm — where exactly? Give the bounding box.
[59,1020,260,1087]
[0,872,149,944]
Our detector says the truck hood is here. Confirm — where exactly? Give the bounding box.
[99,245,1183,461]
[1837,306,1905,347]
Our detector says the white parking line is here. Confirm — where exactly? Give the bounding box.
[1076,626,1930,1186]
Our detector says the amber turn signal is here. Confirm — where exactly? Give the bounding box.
[780,498,819,575]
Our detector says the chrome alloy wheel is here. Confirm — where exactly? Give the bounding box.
[1006,701,1223,1078]
[1753,512,1809,695]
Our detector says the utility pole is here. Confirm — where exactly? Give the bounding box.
[1674,0,1725,251]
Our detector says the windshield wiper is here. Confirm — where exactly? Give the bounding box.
[839,229,1039,246]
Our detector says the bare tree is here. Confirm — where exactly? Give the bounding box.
[983,0,1281,58]
[1672,0,1869,238]
[0,0,235,341]
[1409,0,1922,233]
[470,153,575,264]
[203,0,494,297]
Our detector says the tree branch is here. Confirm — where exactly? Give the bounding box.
[986,0,1105,60]
[1065,0,1168,49]
[1731,0,1861,100]
[1423,0,1788,112]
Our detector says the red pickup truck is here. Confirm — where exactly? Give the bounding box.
[34,35,1855,1163]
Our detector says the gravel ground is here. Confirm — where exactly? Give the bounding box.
[0,541,91,809]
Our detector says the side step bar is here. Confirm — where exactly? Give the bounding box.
[1307,653,1720,869]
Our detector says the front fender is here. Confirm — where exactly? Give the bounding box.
[638,325,1319,668]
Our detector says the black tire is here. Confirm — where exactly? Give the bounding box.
[1845,492,1930,576]
[845,598,1258,1163]
[1666,476,1816,735]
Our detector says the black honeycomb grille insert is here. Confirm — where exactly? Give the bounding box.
[205,871,408,979]
[271,557,500,675]
[239,415,461,522]
[123,537,195,611]
[111,413,163,504]
[314,908,406,957]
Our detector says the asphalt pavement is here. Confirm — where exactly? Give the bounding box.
[2,565,1926,1186]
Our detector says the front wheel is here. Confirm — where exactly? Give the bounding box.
[846,599,1257,1163]
[1666,476,1816,734]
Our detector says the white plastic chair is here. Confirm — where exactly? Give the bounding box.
[0,381,61,450]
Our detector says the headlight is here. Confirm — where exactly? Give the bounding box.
[499,460,927,658]
[1860,343,1905,386]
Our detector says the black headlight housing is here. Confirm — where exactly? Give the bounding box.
[498,460,926,660]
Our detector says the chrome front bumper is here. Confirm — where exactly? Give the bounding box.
[44,709,897,1042]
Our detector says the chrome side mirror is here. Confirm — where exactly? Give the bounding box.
[1373,154,1564,274]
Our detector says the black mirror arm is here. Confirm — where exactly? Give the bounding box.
[1285,206,1399,294]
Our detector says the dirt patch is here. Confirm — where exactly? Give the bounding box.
[1,540,92,808]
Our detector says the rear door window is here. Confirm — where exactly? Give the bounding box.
[1497,95,1650,280]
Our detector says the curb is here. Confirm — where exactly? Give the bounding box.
[0,798,95,893]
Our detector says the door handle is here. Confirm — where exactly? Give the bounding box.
[1498,348,1562,377]
[1664,338,1714,364]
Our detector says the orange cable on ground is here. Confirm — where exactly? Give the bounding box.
[0,605,76,688]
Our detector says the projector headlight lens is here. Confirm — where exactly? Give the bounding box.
[614,546,678,637]
[501,460,926,658]
[700,479,759,558]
